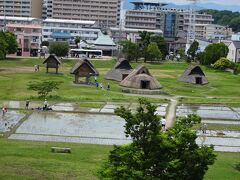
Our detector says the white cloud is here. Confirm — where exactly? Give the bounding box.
[144,0,239,5]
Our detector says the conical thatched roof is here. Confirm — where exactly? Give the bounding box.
[105,58,133,81]
[71,59,99,76]
[43,54,61,64]
[179,65,208,85]
[120,65,162,90]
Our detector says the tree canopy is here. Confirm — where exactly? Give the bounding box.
[99,98,216,180]
[138,31,167,62]
[28,80,63,98]
[49,41,69,57]
[199,9,240,32]
[0,38,7,60]
[41,41,49,47]
[187,40,199,60]
[146,42,162,62]
[120,40,140,62]
[0,31,18,59]
[202,42,229,65]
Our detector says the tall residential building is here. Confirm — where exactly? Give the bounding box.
[124,1,214,39]
[0,0,43,18]
[43,0,121,29]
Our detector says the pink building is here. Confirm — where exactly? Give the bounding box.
[6,24,42,57]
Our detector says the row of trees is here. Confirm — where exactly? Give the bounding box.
[0,31,18,60]
[187,40,229,66]
[120,31,167,62]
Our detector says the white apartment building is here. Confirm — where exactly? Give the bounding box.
[42,0,121,29]
[0,16,41,31]
[0,0,42,18]
[42,18,103,46]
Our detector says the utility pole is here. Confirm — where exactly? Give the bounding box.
[186,0,198,54]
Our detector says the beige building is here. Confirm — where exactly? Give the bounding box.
[0,0,42,18]
[203,24,233,40]
[124,2,214,39]
[43,0,121,28]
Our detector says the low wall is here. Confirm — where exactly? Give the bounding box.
[122,88,166,95]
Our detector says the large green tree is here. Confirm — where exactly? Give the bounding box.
[0,37,7,60]
[120,40,140,62]
[150,35,168,58]
[187,40,199,60]
[146,42,162,62]
[202,42,229,65]
[139,31,153,62]
[49,41,69,57]
[4,32,18,55]
[139,31,167,62]
[99,99,216,180]
[0,31,18,59]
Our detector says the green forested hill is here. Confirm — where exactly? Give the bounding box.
[200,9,240,32]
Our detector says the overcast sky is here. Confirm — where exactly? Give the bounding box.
[144,0,239,5]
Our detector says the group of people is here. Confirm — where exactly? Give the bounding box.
[25,99,51,111]
[94,76,110,91]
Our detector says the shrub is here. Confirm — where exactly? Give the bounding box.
[212,58,235,70]
[49,41,69,57]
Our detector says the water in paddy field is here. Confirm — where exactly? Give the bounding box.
[0,111,24,132]
[6,103,240,151]
[177,104,240,120]
[10,112,131,145]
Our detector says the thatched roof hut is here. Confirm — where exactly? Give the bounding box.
[71,59,99,84]
[120,65,162,90]
[43,54,61,73]
[179,65,208,85]
[105,58,133,81]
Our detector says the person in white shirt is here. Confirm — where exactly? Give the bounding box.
[44,99,48,110]
[161,116,166,131]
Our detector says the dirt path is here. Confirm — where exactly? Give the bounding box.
[166,98,178,129]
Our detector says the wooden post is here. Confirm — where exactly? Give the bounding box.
[46,67,48,73]
[56,67,58,74]
[75,75,78,83]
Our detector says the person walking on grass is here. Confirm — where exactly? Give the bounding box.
[99,83,103,90]
[107,83,110,91]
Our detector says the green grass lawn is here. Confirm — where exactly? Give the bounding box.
[204,152,240,180]
[193,124,240,131]
[0,139,112,180]
[0,58,239,103]
[0,139,239,180]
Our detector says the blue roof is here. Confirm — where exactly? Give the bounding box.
[51,32,71,39]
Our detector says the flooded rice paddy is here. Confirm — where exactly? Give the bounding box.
[177,104,240,120]
[4,103,240,152]
[0,111,24,133]
[9,112,131,145]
